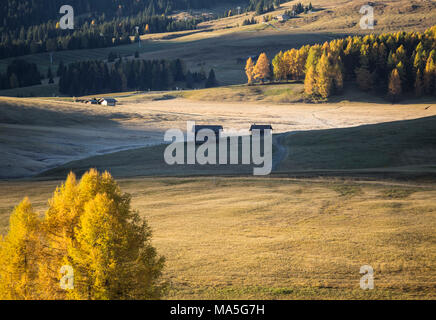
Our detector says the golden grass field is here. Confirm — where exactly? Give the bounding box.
[0,176,435,299]
[0,0,435,300]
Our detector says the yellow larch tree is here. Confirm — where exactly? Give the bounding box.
[423,51,435,94]
[304,65,317,96]
[332,59,344,93]
[388,68,402,102]
[295,46,309,79]
[40,169,165,300]
[415,68,423,97]
[1,169,165,300]
[245,57,255,84]
[36,172,81,299]
[272,51,287,81]
[283,50,294,79]
[0,198,40,300]
[316,53,333,98]
[288,49,299,80]
[253,53,271,83]
[68,190,165,300]
[305,45,321,73]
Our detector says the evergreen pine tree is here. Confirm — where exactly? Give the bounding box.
[414,69,423,97]
[47,67,54,84]
[57,61,65,77]
[355,66,373,91]
[205,69,217,88]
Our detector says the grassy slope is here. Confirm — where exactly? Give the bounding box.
[0,83,59,98]
[1,177,435,299]
[1,0,434,97]
[38,142,256,179]
[37,115,436,180]
[181,82,305,103]
[279,116,436,176]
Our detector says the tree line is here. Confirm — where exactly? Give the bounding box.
[286,2,313,16]
[0,12,202,59]
[1,0,245,32]
[0,0,295,59]
[0,59,41,90]
[0,170,165,300]
[247,26,436,101]
[248,0,287,15]
[59,57,217,96]
[1,0,254,59]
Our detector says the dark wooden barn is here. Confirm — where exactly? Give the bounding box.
[249,124,273,136]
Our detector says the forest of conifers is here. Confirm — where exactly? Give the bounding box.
[0,0,284,59]
[57,58,216,96]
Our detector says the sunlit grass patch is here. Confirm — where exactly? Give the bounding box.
[181,83,304,103]
[381,188,418,199]
[0,177,435,299]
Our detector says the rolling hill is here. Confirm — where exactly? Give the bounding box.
[39,115,436,180]
[1,0,435,97]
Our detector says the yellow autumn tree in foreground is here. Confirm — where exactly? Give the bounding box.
[0,198,39,300]
[0,169,165,300]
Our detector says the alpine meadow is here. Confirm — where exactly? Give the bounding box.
[0,0,435,304]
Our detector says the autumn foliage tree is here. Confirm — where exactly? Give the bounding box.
[423,50,436,94]
[253,53,271,83]
[268,25,436,101]
[355,66,373,91]
[415,68,423,97]
[304,65,317,96]
[0,169,165,300]
[245,57,255,84]
[315,53,333,98]
[272,51,287,81]
[0,198,40,300]
[388,68,402,102]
